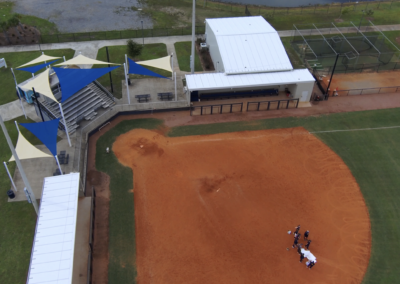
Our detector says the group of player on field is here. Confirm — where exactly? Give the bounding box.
[292,225,315,269]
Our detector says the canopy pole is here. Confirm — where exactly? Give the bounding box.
[3,161,18,192]
[14,120,20,133]
[63,56,66,62]
[171,53,174,78]
[59,103,72,147]
[123,63,130,105]
[191,0,196,74]
[32,88,45,122]
[174,72,177,101]
[11,68,27,119]
[32,73,34,78]
[55,155,63,175]
[0,115,39,215]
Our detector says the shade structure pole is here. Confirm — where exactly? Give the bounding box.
[17,90,27,119]
[14,120,20,132]
[63,56,66,62]
[174,72,177,101]
[191,0,196,74]
[0,114,39,215]
[171,53,174,78]
[55,155,63,175]
[3,161,18,192]
[32,73,34,78]
[123,63,130,105]
[59,103,72,147]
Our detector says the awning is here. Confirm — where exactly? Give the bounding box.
[136,55,172,72]
[20,69,58,102]
[53,66,120,102]
[18,54,61,68]
[27,173,80,284]
[128,58,169,79]
[17,59,60,74]
[20,118,60,156]
[55,54,120,66]
[9,130,52,162]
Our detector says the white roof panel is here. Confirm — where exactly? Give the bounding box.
[217,33,293,74]
[206,16,293,74]
[206,16,276,36]
[27,173,80,284]
[186,69,315,91]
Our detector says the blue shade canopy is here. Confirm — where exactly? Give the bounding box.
[53,66,119,102]
[128,58,169,79]
[17,59,60,74]
[20,118,60,156]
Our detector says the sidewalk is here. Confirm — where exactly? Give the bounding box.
[1,23,399,54]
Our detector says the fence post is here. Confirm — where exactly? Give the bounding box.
[314,5,317,14]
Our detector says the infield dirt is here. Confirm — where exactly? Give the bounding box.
[113,127,371,284]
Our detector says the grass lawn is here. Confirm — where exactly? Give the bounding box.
[0,116,44,284]
[0,49,75,105]
[96,43,170,99]
[280,37,304,69]
[174,41,203,72]
[0,2,58,35]
[96,107,400,283]
[95,118,163,284]
[141,0,400,31]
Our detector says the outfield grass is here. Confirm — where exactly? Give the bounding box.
[96,43,170,99]
[0,49,75,105]
[0,116,44,284]
[96,108,400,283]
[174,41,203,72]
[95,119,163,284]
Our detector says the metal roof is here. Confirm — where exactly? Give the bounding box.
[206,16,293,74]
[206,16,276,36]
[185,69,315,92]
[27,173,80,284]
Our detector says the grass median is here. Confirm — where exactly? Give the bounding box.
[174,41,203,72]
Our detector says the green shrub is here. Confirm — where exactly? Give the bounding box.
[127,39,143,58]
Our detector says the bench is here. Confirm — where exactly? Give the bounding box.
[158,92,174,101]
[135,94,151,103]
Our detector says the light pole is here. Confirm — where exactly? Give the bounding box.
[141,20,144,46]
[190,0,196,74]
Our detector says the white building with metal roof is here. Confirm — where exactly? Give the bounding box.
[185,16,315,103]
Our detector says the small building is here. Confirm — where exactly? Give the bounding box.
[186,16,315,103]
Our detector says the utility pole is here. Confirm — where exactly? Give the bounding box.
[191,0,196,74]
[0,114,39,215]
[326,54,340,96]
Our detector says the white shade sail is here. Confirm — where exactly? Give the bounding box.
[55,54,120,66]
[18,54,61,68]
[20,69,58,102]
[9,130,53,162]
[136,55,172,72]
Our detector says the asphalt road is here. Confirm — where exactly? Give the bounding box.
[13,0,153,33]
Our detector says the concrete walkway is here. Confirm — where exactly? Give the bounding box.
[0,23,399,55]
[0,99,37,121]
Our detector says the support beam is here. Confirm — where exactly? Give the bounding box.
[350,22,381,55]
[55,155,63,175]
[4,161,18,192]
[293,24,318,59]
[59,103,72,147]
[368,20,400,53]
[123,63,130,105]
[331,23,360,56]
[313,24,337,55]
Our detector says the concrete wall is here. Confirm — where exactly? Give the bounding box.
[291,81,315,102]
[205,22,224,73]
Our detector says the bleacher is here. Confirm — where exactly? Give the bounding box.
[39,81,115,134]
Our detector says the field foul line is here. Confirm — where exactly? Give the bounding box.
[310,125,400,134]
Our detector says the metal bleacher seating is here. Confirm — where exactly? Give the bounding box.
[40,81,115,134]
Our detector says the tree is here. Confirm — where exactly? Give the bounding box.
[339,7,350,19]
[366,9,374,17]
[127,39,143,58]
